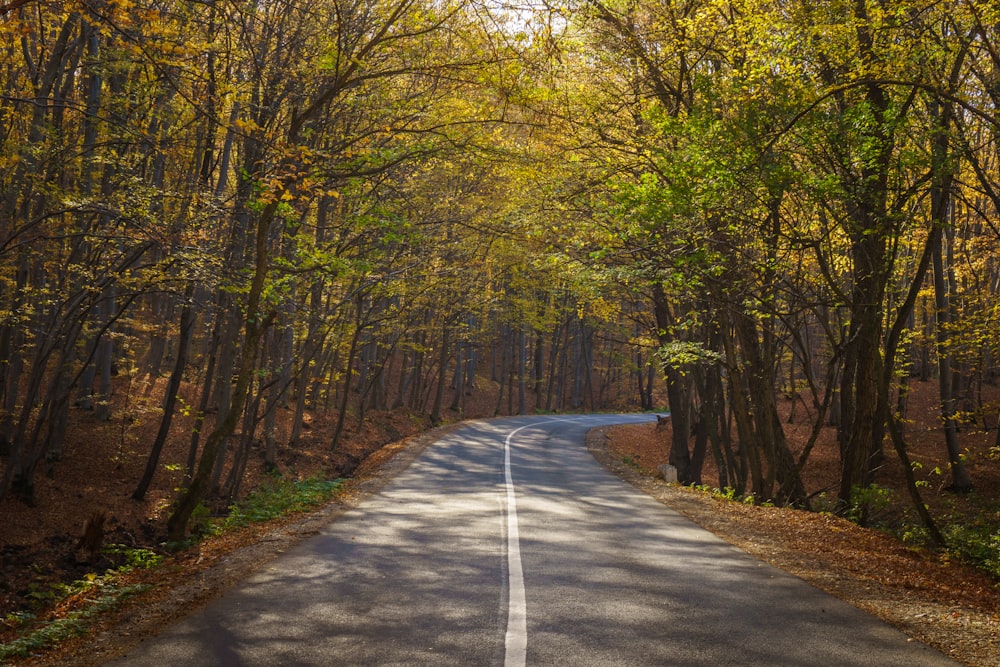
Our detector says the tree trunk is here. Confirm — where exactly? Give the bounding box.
[494,325,509,416]
[926,95,974,493]
[450,342,464,412]
[430,322,450,425]
[133,288,195,500]
[652,285,696,484]
[517,328,527,415]
[332,293,365,450]
[167,196,279,542]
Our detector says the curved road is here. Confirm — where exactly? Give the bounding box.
[113,415,956,666]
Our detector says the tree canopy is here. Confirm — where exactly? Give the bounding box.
[1,0,999,544]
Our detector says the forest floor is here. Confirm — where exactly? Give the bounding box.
[1,378,999,665]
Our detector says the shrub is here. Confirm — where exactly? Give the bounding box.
[942,523,1000,579]
[846,484,894,525]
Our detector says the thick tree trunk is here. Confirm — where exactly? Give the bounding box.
[652,286,695,483]
[836,2,897,513]
[838,238,888,509]
[727,307,808,505]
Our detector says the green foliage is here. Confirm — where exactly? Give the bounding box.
[656,341,723,372]
[103,545,164,570]
[845,484,894,525]
[215,475,346,532]
[187,501,213,538]
[694,484,748,504]
[941,523,1000,579]
[21,547,161,615]
[0,583,149,661]
[621,455,640,469]
[2,611,36,629]
[811,492,838,515]
[899,516,1000,580]
[1,475,343,661]
[715,486,739,502]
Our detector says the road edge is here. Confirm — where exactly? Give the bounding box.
[22,422,470,667]
[586,424,995,667]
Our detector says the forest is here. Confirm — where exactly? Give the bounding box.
[1,0,999,603]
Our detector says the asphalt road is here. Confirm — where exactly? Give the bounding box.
[112,415,958,666]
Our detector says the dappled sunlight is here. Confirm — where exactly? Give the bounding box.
[112,415,954,666]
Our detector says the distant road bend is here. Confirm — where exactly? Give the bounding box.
[114,415,957,666]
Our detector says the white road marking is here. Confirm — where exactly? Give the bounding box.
[503,423,529,667]
[502,417,602,667]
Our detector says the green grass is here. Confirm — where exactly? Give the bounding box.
[1,474,346,664]
[0,583,149,662]
[215,475,346,532]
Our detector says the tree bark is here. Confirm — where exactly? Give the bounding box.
[133,287,195,500]
[167,195,279,542]
[430,322,450,425]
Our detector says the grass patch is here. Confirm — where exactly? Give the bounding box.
[621,454,640,469]
[2,475,346,663]
[1,544,163,662]
[211,474,346,534]
[0,582,149,662]
[891,491,1000,581]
